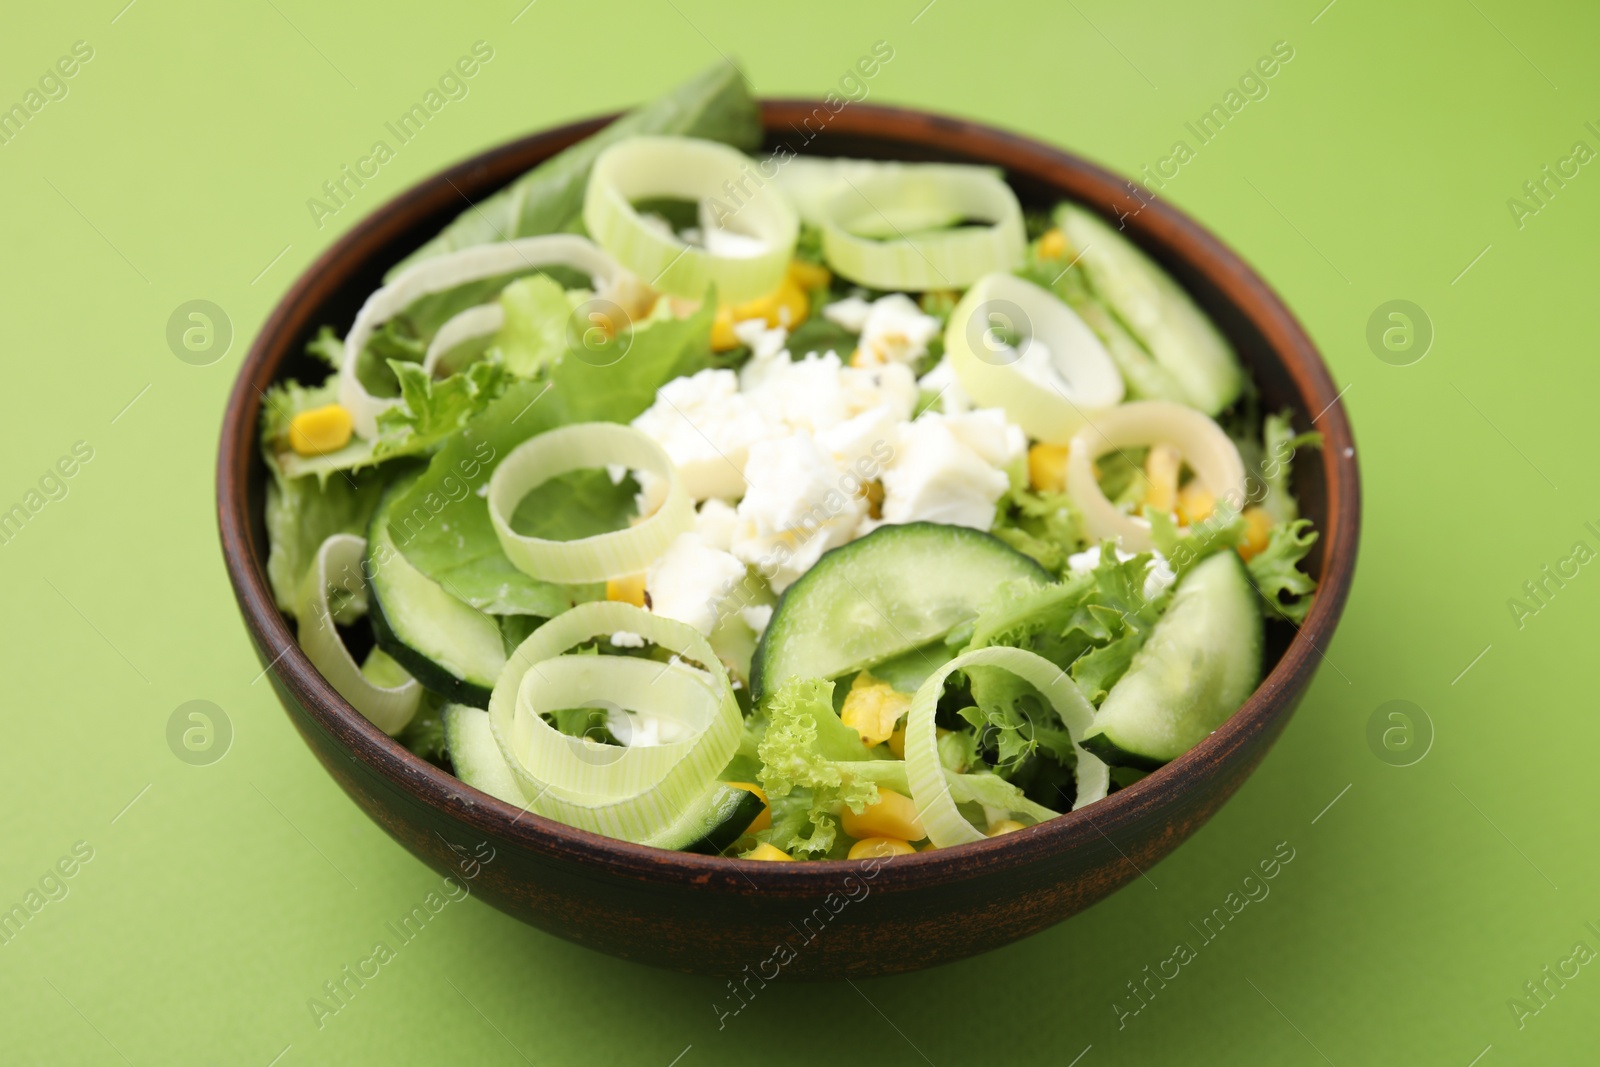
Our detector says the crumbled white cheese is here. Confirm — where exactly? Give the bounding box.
[632,368,772,500]
[694,498,740,552]
[732,433,867,591]
[741,604,773,635]
[917,356,972,415]
[610,631,645,648]
[822,295,873,333]
[874,414,1011,532]
[645,532,749,635]
[854,294,942,367]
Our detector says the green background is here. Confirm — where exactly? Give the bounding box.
[2,0,1594,1062]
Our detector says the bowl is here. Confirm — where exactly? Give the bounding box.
[216,99,1360,979]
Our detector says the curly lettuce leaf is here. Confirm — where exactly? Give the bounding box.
[374,358,506,455]
[965,544,1167,705]
[390,62,761,275]
[755,678,909,856]
[1260,410,1321,524]
[1148,506,1245,584]
[387,303,714,613]
[990,485,1087,573]
[1247,518,1319,624]
[491,275,571,378]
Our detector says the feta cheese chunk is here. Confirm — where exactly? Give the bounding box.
[610,631,646,648]
[821,295,873,333]
[732,433,867,591]
[694,498,740,552]
[632,368,772,500]
[741,604,773,635]
[1066,545,1177,601]
[917,356,972,415]
[854,294,942,367]
[876,414,1011,532]
[645,532,749,635]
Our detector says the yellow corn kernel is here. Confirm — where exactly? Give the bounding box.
[711,278,810,351]
[840,788,925,843]
[848,837,916,860]
[887,727,906,760]
[787,258,831,291]
[1027,442,1071,494]
[1238,507,1273,561]
[1037,228,1068,260]
[726,781,773,833]
[606,573,647,607]
[987,819,1026,837]
[1177,483,1215,526]
[288,404,354,456]
[1144,443,1182,514]
[840,672,912,747]
[744,842,792,862]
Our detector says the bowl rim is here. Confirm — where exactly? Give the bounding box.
[217,98,1360,891]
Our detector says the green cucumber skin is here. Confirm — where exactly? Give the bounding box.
[750,522,1051,702]
[1084,550,1262,764]
[369,591,495,709]
[1079,732,1168,771]
[365,479,504,709]
[681,789,766,855]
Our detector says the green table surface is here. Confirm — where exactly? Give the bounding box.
[3,0,1595,1063]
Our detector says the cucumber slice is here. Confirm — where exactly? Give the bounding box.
[750,522,1050,701]
[1081,550,1262,766]
[368,480,506,707]
[443,703,527,805]
[1056,204,1243,415]
[442,705,761,851]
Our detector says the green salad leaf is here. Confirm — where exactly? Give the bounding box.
[492,275,572,377]
[387,302,715,613]
[990,484,1086,573]
[755,678,910,856]
[374,358,506,455]
[1260,410,1321,524]
[263,469,384,616]
[390,62,761,276]
[1247,518,1319,624]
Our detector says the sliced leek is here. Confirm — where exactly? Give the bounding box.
[487,422,693,583]
[771,156,1001,232]
[296,534,422,735]
[905,646,1108,848]
[819,167,1025,291]
[945,272,1125,443]
[338,235,628,438]
[583,136,798,303]
[1066,401,1246,552]
[488,601,741,843]
[422,302,505,378]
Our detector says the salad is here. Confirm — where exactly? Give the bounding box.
[261,65,1321,862]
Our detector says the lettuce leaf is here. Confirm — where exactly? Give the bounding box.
[1247,518,1319,624]
[491,275,571,378]
[387,303,714,613]
[1260,410,1321,524]
[755,678,910,856]
[990,485,1086,573]
[263,468,384,616]
[374,358,506,455]
[390,62,761,276]
[965,545,1167,705]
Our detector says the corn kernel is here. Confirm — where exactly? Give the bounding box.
[1177,483,1216,526]
[288,403,354,456]
[1238,507,1274,561]
[887,728,906,760]
[987,819,1026,837]
[726,781,772,833]
[712,278,810,351]
[840,787,925,842]
[1027,442,1071,493]
[606,573,647,607]
[840,672,911,747]
[848,837,916,860]
[744,842,792,862]
[1037,228,1068,260]
[1144,443,1182,514]
[787,258,831,291]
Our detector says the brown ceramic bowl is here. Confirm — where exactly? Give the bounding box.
[217,100,1360,979]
